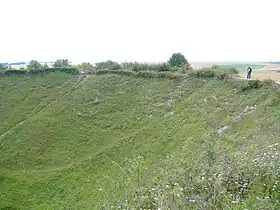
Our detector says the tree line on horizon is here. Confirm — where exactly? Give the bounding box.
[0,53,192,73]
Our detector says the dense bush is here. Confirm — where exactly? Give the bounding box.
[75,62,94,72]
[53,59,71,68]
[95,60,121,70]
[228,67,239,74]
[188,69,230,80]
[211,65,239,74]
[0,67,79,76]
[121,62,172,72]
[27,60,43,70]
[0,69,27,76]
[94,69,185,80]
[240,80,263,92]
[0,64,8,70]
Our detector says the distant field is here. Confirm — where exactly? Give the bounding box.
[190,62,280,82]
[190,62,264,71]
[190,62,280,72]
[0,72,279,209]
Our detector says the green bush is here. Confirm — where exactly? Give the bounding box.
[53,59,71,68]
[95,60,121,70]
[94,69,185,80]
[75,62,94,72]
[0,67,79,76]
[240,80,263,92]
[188,69,229,80]
[122,62,172,72]
[228,67,239,74]
[0,64,8,70]
[95,69,135,77]
[27,60,43,70]
[1,70,27,76]
[211,65,238,74]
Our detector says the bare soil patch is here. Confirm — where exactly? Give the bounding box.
[239,71,280,82]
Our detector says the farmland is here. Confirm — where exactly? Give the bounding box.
[0,71,279,209]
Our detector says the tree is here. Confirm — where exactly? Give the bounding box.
[76,62,94,71]
[168,52,190,69]
[43,63,49,68]
[0,64,8,70]
[95,60,121,70]
[53,59,70,68]
[27,60,43,70]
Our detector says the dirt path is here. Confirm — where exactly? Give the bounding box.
[239,71,280,83]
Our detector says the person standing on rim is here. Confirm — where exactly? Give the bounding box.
[247,66,252,80]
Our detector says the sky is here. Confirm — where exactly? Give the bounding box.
[0,0,279,63]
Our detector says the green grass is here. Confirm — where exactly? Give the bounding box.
[0,72,279,209]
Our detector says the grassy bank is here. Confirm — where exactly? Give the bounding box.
[0,71,279,209]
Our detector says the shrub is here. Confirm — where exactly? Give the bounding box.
[2,70,26,76]
[94,69,185,80]
[0,67,79,76]
[27,60,43,70]
[262,79,275,87]
[123,62,172,72]
[53,59,71,68]
[240,80,263,92]
[228,67,239,74]
[211,65,219,69]
[75,62,94,72]
[95,60,121,70]
[188,69,229,80]
[211,65,238,74]
[0,64,8,70]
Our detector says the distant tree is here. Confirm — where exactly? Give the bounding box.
[43,63,49,68]
[76,62,94,71]
[0,64,8,70]
[95,60,121,70]
[27,60,43,70]
[53,59,70,68]
[168,52,190,69]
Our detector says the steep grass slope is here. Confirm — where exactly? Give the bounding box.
[0,72,279,209]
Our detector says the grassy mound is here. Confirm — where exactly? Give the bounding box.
[0,72,279,209]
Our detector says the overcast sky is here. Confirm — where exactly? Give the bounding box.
[0,0,279,63]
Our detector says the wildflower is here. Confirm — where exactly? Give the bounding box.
[189,199,196,203]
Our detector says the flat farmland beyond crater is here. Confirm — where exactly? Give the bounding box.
[239,71,280,82]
